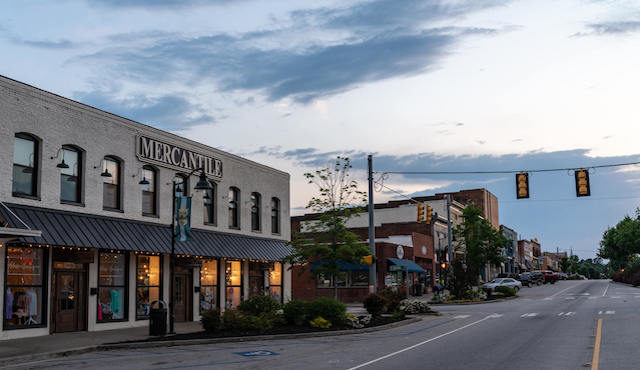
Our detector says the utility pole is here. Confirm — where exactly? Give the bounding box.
[367,155,377,293]
[446,194,453,281]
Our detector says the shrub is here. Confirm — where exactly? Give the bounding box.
[379,287,407,313]
[494,286,516,297]
[363,293,387,317]
[392,310,406,320]
[345,313,364,329]
[309,316,332,329]
[307,298,346,325]
[221,309,248,331]
[632,271,640,287]
[283,299,308,326]
[238,295,281,316]
[201,309,222,332]
[399,299,433,314]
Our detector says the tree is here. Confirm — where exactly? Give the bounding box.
[560,257,571,273]
[598,209,640,271]
[284,156,370,299]
[449,204,507,297]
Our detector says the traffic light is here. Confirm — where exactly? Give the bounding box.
[426,205,433,224]
[417,202,425,222]
[575,168,590,197]
[361,255,374,265]
[516,172,529,199]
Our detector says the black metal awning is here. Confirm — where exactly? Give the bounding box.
[0,203,290,261]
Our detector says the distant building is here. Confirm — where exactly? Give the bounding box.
[437,188,499,229]
[500,225,518,274]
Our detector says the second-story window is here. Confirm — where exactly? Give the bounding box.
[204,183,216,225]
[102,156,121,210]
[174,174,188,198]
[141,166,157,216]
[228,187,239,229]
[60,146,82,204]
[251,192,261,231]
[12,133,39,197]
[271,197,280,234]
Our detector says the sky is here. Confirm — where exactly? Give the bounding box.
[2,0,640,260]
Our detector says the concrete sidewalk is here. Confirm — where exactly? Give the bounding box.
[0,322,202,360]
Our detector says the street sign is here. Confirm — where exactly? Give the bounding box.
[235,350,279,357]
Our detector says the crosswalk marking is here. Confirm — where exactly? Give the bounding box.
[453,315,470,319]
[598,311,615,315]
[557,312,575,316]
[521,313,538,318]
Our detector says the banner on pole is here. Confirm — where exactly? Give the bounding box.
[174,196,192,242]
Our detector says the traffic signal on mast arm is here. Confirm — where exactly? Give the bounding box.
[516,172,530,199]
[575,168,591,197]
[426,205,433,224]
[417,202,425,222]
[361,255,374,265]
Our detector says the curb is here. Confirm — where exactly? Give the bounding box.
[0,317,423,367]
[430,295,519,305]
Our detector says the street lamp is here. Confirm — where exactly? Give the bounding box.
[168,168,212,334]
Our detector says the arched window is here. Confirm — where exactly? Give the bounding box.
[174,174,188,198]
[271,197,280,234]
[228,187,240,229]
[251,192,261,231]
[102,156,122,210]
[12,133,39,197]
[204,183,216,225]
[141,165,157,216]
[60,145,83,204]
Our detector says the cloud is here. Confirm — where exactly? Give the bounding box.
[74,0,507,103]
[85,0,238,8]
[577,21,640,36]
[74,90,215,129]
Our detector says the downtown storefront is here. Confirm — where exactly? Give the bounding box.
[0,75,291,339]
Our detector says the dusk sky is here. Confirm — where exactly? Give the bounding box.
[2,0,640,259]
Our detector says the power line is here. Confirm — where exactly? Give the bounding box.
[375,160,640,175]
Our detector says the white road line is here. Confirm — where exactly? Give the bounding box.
[605,310,615,315]
[558,312,564,316]
[546,284,577,299]
[598,311,602,315]
[565,297,576,300]
[521,313,538,318]
[602,283,610,297]
[453,315,470,319]
[565,312,575,316]
[346,314,499,370]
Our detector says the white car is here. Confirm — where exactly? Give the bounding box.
[482,278,522,292]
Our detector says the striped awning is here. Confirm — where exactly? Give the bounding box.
[0,203,290,261]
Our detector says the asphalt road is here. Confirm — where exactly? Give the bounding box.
[11,280,640,370]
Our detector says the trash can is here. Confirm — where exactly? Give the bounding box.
[149,300,167,336]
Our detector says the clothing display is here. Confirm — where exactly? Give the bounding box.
[110,289,120,314]
[5,289,13,319]
[27,289,37,316]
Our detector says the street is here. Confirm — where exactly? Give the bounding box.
[8,280,639,370]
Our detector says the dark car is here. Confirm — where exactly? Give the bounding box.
[529,271,543,285]
[518,272,533,287]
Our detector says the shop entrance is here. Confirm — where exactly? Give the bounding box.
[52,266,87,333]
[173,267,192,322]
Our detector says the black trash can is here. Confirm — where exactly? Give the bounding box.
[149,300,167,336]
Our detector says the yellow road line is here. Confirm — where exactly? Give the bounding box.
[591,318,603,370]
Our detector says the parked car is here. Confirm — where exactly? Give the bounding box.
[482,278,522,293]
[542,270,558,284]
[557,272,568,280]
[497,273,519,279]
[529,271,544,285]
[518,272,533,287]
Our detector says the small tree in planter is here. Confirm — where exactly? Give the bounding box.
[284,156,370,299]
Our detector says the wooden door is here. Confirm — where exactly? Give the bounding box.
[173,272,191,322]
[54,271,86,333]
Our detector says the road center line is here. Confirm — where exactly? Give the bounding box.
[346,315,495,370]
[546,284,578,299]
[602,283,610,297]
[591,318,603,370]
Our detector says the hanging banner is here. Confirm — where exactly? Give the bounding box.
[174,196,192,242]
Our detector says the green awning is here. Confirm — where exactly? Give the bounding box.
[387,258,426,273]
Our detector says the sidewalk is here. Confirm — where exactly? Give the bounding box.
[0,322,202,360]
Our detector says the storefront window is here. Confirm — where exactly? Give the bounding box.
[316,273,332,288]
[200,260,217,313]
[225,261,242,309]
[141,166,156,215]
[351,270,369,286]
[136,255,161,319]
[60,146,82,204]
[315,270,368,288]
[4,246,47,329]
[12,134,39,197]
[102,156,121,210]
[269,262,283,302]
[98,252,127,322]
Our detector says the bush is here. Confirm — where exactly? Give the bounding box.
[344,313,364,329]
[392,310,406,320]
[378,287,407,313]
[494,286,517,297]
[283,299,308,326]
[309,316,332,329]
[238,295,281,316]
[201,309,222,332]
[632,271,640,287]
[399,299,433,314]
[220,309,248,331]
[307,298,346,325]
[363,293,387,317]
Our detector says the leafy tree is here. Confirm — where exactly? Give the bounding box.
[560,257,571,273]
[598,209,640,270]
[284,156,370,299]
[449,204,507,296]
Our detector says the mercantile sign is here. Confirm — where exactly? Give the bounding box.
[136,135,223,178]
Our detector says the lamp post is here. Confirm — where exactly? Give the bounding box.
[169,168,212,334]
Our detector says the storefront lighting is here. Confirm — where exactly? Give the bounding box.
[51,148,70,169]
[100,168,112,178]
[138,176,150,185]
